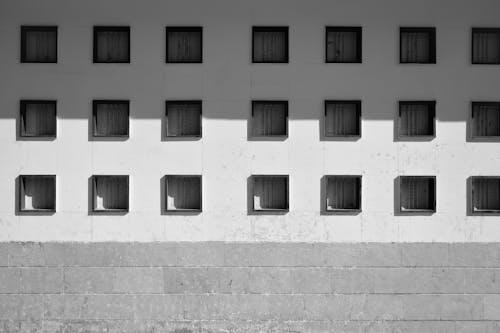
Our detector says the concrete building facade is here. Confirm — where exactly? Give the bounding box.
[1,0,500,331]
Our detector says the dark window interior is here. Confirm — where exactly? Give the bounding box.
[20,100,57,137]
[325,101,361,137]
[252,176,289,211]
[21,26,57,63]
[166,27,203,63]
[471,102,500,137]
[252,27,288,63]
[472,28,500,64]
[399,101,435,137]
[165,175,202,211]
[472,177,500,213]
[400,176,436,212]
[93,100,129,137]
[326,176,361,211]
[252,101,288,137]
[92,176,129,212]
[19,175,56,212]
[93,26,130,63]
[165,101,201,137]
[326,27,362,63]
[400,27,436,63]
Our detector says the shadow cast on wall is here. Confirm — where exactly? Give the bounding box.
[4,99,470,121]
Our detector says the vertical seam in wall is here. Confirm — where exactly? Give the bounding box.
[201,95,205,234]
[446,243,452,267]
[396,135,400,242]
[60,265,64,296]
[61,263,66,320]
[90,136,94,241]
[16,267,21,295]
[182,294,187,320]
[222,243,227,268]
[328,266,334,294]
[462,267,466,296]
[6,244,10,267]
[481,291,486,321]
[399,243,404,267]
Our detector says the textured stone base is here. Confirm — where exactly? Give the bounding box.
[1,242,500,332]
[2,320,500,333]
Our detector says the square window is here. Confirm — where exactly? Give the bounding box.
[399,176,436,213]
[20,100,57,137]
[472,28,500,64]
[19,175,56,212]
[325,27,362,63]
[92,100,129,137]
[400,27,436,64]
[164,175,202,212]
[324,100,361,137]
[165,101,202,137]
[471,177,500,214]
[398,101,435,138]
[252,27,288,63]
[165,27,203,63]
[251,175,289,212]
[92,175,129,212]
[325,176,361,212]
[21,26,57,63]
[252,101,288,137]
[93,26,130,63]
[471,102,500,138]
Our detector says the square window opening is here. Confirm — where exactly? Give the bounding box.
[21,26,57,63]
[326,27,362,63]
[471,102,500,138]
[252,175,289,211]
[472,28,500,64]
[92,176,129,212]
[165,175,202,211]
[400,27,436,63]
[20,100,57,137]
[93,101,129,137]
[19,175,56,212]
[325,101,361,137]
[472,177,500,213]
[252,101,288,137]
[399,176,436,213]
[93,27,130,63]
[398,101,435,137]
[252,27,289,63]
[326,176,361,212]
[165,101,201,137]
[166,27,203,63]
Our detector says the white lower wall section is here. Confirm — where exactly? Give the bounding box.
[0,117,499,242]
[0,0,500,241]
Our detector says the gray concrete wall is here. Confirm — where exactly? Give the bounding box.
[1,242,500,332]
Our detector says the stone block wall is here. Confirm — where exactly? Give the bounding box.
[0,242,499,332]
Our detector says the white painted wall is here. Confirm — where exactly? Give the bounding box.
[0,0,499,242]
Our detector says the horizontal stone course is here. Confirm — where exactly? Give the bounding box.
[64,267,164,294]
[5,319,499,333]
[3,266,500,294]
[0,294,491,321]
[1,242,499,332]
[4,242,500,267]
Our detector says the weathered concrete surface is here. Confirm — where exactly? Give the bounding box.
[2,0,500,244]
[0,242,499,332]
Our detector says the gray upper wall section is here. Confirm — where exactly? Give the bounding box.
[0,0,499,120]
